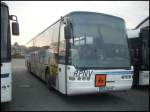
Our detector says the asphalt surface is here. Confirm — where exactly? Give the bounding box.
[1,59,149,111]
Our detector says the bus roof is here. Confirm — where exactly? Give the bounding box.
[1,2,8,8]
[127,28,140,39]
[127,17,149,39]
[67,11,124,21]
[135,17,149,29]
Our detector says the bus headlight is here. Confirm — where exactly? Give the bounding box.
[121,75,132,79]
[2,85,6,90]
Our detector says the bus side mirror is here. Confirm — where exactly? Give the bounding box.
[64,25,72,39]
[12,22,19,35]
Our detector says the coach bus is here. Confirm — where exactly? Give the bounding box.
[1,2,19,102]
[127,17,149,86]
[25,11,133,95]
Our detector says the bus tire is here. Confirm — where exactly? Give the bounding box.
[45,69,53,90]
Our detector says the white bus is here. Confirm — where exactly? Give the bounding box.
[1,2,19,102]
[127,17,149,86]
[25,11,133,95]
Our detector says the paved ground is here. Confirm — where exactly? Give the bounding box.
[1,59,149,111]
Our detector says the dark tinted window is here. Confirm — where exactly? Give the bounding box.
[1,4,10,62]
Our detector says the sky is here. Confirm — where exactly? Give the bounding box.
[3,1,149,45]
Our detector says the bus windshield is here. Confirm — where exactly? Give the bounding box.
[1,4,10,62]
[68,13,131,69]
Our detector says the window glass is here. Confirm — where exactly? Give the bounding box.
[68,12,130,68]
[1,5,9,61]
[59,22,66,64]
[50,22,60,64]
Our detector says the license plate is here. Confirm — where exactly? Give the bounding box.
[95,74,106,87]
[99,86,114,92]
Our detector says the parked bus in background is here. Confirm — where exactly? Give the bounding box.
[1,2,19,103]
[127,17,149,86]
[25,11,133,95]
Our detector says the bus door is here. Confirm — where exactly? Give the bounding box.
[38,50,46,79]
[50,53,58,87]
[57,22,67,94]
[140,27,149,71]
[49,22,60,88]
[128,37,141,85]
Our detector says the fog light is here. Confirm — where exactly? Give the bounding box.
[77,77,81,80]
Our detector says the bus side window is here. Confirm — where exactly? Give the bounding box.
[50,22,60,65]
[39,51,42,64]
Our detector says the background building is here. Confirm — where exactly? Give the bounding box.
[11,42,26,57]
